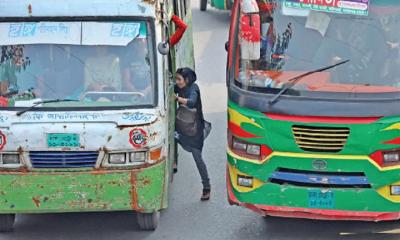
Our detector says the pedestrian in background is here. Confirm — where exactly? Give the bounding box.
[174,67,211,201]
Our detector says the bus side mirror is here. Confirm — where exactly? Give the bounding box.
[239,0,260,60]
[225,41,229,52]
[158,42,170,55]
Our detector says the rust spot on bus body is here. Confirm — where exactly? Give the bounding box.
[130,171,144,211]
[32,197,41,207]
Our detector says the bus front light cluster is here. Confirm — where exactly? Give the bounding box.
[229,135,272,161]
[105,147,163,167]
[370,149,400,167]
[0,153,21,168]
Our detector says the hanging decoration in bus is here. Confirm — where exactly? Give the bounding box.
[283,0,370,16]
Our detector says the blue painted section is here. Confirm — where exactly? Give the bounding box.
[270,171,369,185]
[0,0,155,18]
[30,151,98,168]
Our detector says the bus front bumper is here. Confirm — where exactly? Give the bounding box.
[227,178,400,221]
[227,163,400,222]
[0,160,166,214]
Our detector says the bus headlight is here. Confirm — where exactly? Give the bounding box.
[2,154,20,164]
[229,135,272,161]
[370,149,400,167]
[391,185,400,195]
[0,153,21,168]
[237,175,253,188]
[109,153,126,164]
[130,151,146,163]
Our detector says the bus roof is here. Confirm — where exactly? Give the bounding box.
[0,0,156,19]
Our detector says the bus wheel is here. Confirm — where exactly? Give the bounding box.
[200,0,207,11]
[137,211,160,231]
[0,214,15,232]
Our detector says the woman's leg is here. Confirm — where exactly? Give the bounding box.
[191,148,210,190]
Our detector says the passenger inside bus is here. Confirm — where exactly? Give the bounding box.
[84,46,122,92]
[122,39,152,98]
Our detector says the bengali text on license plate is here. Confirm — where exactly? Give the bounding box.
[308,189,334,209]
[47,133,80,148]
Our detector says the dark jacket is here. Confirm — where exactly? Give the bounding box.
[175,83,205,150]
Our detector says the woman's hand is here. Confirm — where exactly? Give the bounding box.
[175,95,188,105]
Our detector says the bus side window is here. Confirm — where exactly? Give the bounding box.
[173,0,187,18]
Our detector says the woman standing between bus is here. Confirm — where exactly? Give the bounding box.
[174,67,211,201]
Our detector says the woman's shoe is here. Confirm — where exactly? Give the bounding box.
[201,188,211,201]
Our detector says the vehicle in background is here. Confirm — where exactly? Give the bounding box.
[226,0,400,221]
[0,0,193,231]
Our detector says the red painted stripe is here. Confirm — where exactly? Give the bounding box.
[384,137,400,145]
[228,121,260,138]
[254,205,400,221]
[265,113,380,124]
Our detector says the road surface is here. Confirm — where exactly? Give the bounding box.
[3,2,400,240]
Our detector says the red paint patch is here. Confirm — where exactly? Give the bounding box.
[228,121,260,138]
[0,131,7,150]
[265,113,380,124]
[384,137,400,145]
[129,128,148,148]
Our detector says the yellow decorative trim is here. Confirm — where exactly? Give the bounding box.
[227,163,265,192]
[228,107,262,129]
[227,148,400,171]
[377,181,400,203]
[382,123,400,131]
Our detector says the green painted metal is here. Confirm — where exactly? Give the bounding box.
[227,100,400,213]
[210,0,227,10]
[0,161,166,214]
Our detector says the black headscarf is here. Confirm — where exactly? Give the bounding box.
[176,67,197,86]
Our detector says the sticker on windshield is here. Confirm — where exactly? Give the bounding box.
[0,22,81,45]
[284,0,370,16]
[82,22,141,46]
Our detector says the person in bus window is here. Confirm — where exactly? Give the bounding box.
[84,46,122,92]
[122,39,152,97]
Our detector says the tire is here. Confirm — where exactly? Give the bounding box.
[200,0,207,11]
[137,211,160,231]
[0,214,15,232]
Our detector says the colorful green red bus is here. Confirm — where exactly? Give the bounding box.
[226,0,400,221]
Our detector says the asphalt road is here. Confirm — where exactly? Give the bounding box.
[3,2,400,240]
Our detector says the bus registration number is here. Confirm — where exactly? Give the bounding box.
[308,190,334,209]
[47,133,80,148]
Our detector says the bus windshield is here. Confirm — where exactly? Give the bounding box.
[0,21,155,108]
[237,0,400,97]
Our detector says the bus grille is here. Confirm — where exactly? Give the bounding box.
[30,151,98,168]
[292,125,350,153]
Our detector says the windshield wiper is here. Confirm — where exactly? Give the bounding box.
[16,99,78,116]
[268,59,350,105]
